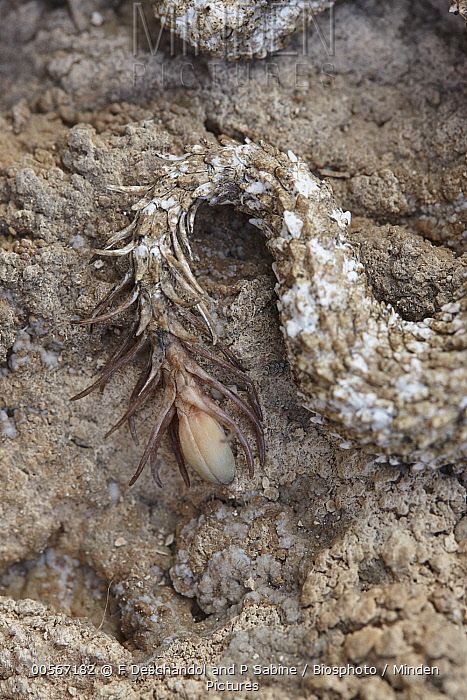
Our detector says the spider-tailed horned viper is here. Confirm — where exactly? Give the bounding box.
[74,4,466,483]
[73,138,467,483]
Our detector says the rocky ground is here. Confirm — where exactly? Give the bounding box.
[0,1,466,698]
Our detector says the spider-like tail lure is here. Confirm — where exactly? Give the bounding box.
[72,144,265,487]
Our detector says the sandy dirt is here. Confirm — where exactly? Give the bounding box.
[0,1,466,698]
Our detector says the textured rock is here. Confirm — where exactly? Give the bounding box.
[153,0,335,59]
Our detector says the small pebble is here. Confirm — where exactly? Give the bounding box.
[91,11,104,26]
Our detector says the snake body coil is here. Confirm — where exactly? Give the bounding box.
[79,138,466,473]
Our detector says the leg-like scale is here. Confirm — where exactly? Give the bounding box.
[128,371,177,486]
[93,240,137,257]
[168,415,191,487]
[182,341,263,421]
[105,370,160,440]
[90,272,133,321]
[73,287,140,326]
[183,355,265,464]
[71,333,147,401]
[105,220,137,249]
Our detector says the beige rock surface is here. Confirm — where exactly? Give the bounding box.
[0,1,466,699]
